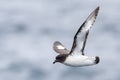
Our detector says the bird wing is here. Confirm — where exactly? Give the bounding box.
[69,6,99,55]
[53,41,69,54]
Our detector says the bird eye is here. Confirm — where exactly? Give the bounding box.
[56,56,60,59]
[56,55,62,59]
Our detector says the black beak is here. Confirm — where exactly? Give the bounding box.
[53,60,57,64]
[53,61,56,64]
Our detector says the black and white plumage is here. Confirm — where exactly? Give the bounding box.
[53,6,100,67]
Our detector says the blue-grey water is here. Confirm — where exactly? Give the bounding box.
[0,0,120,80]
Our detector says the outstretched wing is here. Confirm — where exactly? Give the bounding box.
[53,41,69,54]
[69,6,99,55]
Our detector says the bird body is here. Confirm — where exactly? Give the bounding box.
[53,6,100,67]
[64,55,96,67]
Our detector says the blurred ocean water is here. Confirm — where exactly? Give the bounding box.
[0,0,120,80]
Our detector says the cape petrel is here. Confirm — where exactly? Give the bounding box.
[53,6,100,67]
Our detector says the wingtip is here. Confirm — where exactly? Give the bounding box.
[53,41,61,45]
[96,6,100,10]
[95,6,100,13]
[94,6,100,17]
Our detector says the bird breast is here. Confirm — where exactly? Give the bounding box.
[63,55,96,67]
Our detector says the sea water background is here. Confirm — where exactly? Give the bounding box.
[0,0,120,80]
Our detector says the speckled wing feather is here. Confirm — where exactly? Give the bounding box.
[69,6,99,55]
[53,41,69,54]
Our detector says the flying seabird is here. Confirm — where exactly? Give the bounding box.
[53,6,100,67]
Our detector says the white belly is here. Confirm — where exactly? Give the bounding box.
[63,55,96,67]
